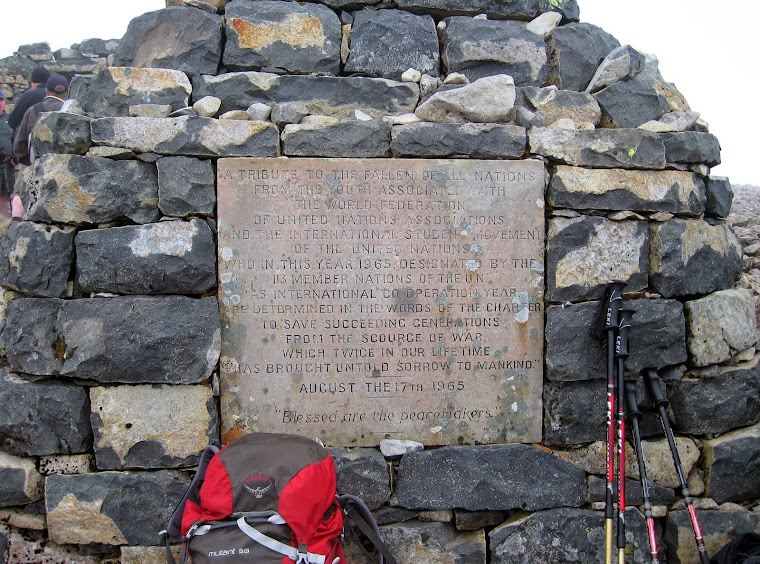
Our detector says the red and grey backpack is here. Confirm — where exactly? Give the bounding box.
[160,432,397,564]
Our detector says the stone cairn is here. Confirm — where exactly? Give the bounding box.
[0,0,758,562]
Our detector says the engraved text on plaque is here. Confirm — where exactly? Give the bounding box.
[218,158,545,446]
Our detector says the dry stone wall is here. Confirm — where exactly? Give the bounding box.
[0,0,759,562]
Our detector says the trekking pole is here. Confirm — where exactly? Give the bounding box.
[625,379,660,563]
[644,369,710,564]
[615,309,634,564]
[592,281,626,564]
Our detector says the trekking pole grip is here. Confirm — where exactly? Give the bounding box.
[644,369,668,409]
[615,309,634,360]
[625,380,641,421]
[604,281,626,333]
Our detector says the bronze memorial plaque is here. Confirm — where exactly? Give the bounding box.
[217,158,545,446]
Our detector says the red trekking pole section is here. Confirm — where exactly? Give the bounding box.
[645,369,710,564]
[625,379,660,563]
[592,282,625,564]
[614,309,634,564]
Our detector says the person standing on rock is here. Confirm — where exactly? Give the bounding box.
[11,73,69,218]
[8,66,50,133]
[0,92,16,216]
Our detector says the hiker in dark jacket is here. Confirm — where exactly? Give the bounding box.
[0,92,16,215]
[11,73,68,218]
[13,73,68,166]
[8,66,50,132]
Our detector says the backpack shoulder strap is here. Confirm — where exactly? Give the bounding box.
[159,445,220,564]
[339,494,398,564]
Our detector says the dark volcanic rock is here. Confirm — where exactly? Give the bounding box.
[661,131,721,167]
[282,119,391,157]
[76,219,216,295]
[543,379,604,445]
[381,521,486,564]
[191,72,419,118]
[5,296,220,384]
[5,298,65,376]
[157,156,216,217]
[490,507,650,564]
[665,509,760,564]
[594,74,670,128]
[588,475,674,506]
[0,220,76,298]
[545,298,686,382]
[0,451,44,506]
[649,219,742,298]
[705,176,733,218]
[529,127,666,169]
[224,0,341,75]
[71,67,192,118]
[391,122,526,158]
[548,166,705,214]
[547,23,620,91]
[346,9,438,81]
[330,447,390,510]
[56,296,220,384]
[21,154,159,226]
[91,116,279,158]
[703,423,760,504]
[113,7,223,75]
[0,368,92,456]
[667,357,760,436]
[546,216,648,302]
[440,17,546,85]
[393,444,586,510]
[46,471,190,546]
[32,112,92,158]
[392,0,579,21]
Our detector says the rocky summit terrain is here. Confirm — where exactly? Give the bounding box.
[728,184,760,319]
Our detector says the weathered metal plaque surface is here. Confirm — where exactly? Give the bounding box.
[218,158,545,446]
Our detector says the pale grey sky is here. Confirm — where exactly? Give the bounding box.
[1,0,754,185]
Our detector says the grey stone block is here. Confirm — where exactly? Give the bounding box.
[45,471,190,546]
[224,0,340,75]
[490,507,650,563]
[391,122,526,159]
[546,216,648,302]
[441,17,546,86]
[529,127,666,169]
[191,72,419,118]
[21,154,159,226]
[703,423,760,504]
[650,219,742,298]
[393,444,586,510]
[685,289,757,367]
[330,447,390,510]
[157,156,216,217]
[91,384,217,470]
[113,7,223,75]
[346,9,438,81]
[0,221,76,298]
[0,369,92,457]
[91,116,280,158]
[71,67,192,118]
[76,219,216,295]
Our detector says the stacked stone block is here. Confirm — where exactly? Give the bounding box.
[0,0,758,562]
